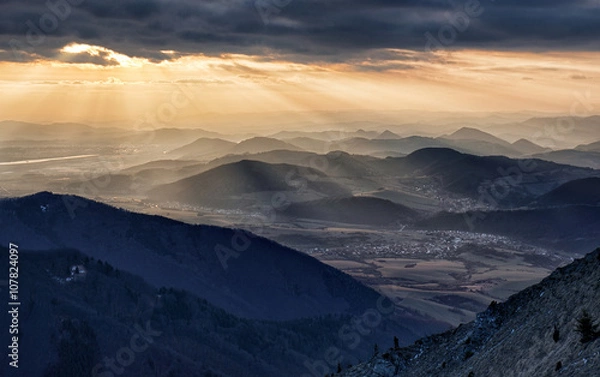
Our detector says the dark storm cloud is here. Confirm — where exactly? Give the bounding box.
[1,0,599,64]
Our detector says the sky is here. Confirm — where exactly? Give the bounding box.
[0,0,599,128]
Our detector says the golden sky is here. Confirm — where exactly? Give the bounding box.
[1,43,599,128]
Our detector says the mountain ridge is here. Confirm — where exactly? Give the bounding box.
[0,192,447,344]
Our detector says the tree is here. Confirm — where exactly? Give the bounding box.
[337,363,342,373]
[575,310,599,343]
[373,343,379,356]
[394,336,400,350]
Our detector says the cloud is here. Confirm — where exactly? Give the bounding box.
[59,43,148,66]
[1,0,599,65]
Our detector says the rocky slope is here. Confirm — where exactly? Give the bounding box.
[337,248,600,377]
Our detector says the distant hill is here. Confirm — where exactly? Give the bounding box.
[532,177,600,207]
[167,137,305,159]
[205,150,381,179]
[122,127,229,146]
[270,129,380,141]
[373,148,599,207]
[441,138,523,157]
[440,127,523,156]
[338,248,600,377]
[576,140,600,152]
[206,150,319,168]
[167,137,236,159]
[523,115,600,146]
[282,196,418,226]
[377,130,402,139]
[328,133,529,158]
[120,159,203,174]
[328,136,448,156]
[0,122,230,147]
[318,151,382,178]
[55,160,209,196]
[511,138,550,155]
[145,128,227,144]
[485,115,600,148]
[230,137,304,154]
[284,136,330,153]
[148,160,351,208]
[0,120,103,141]
[444,127,511,146]
[531,149,600,169]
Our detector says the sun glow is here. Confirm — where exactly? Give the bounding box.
[59,43,149,68]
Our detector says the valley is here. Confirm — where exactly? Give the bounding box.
[0,117,598,376]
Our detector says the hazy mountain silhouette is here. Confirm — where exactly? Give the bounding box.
[0,120,100,141]
[269,130,380,141]
[283,136,330,153]
[230,137,304,155]
[531,149,600,169]
[486,115,600,148]
[439,127,523,156]
[444,127,511,145]
[207,150,381,179]
[56,160,209,196]
[376,130,402,139]
[327,136,448,156]
[576,140,600,152]
[168,137,236,159]
[148,160,351,208]
[282,196,418,226]
[511,138,550,155]
[374,148,599,206]
[120,159,203,174]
